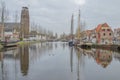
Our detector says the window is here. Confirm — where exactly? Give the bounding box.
[103,33,105,36]
[109,33,111,36]
[107,29,110,31]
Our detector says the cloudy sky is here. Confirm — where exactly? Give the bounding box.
[3,0,120,35]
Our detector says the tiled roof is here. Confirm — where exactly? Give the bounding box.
[96,24,102,32]
[102,23,109,27]
[96,23,109,32]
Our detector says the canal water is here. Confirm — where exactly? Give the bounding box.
[0,42,120,80]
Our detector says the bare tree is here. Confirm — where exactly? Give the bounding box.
[13,10,20,39]
[0,0,9,40]
[30,22,35,32]
[81,20,86,32]
[55,33,58,39]
[14,10,19,23]
[0,1,9,22]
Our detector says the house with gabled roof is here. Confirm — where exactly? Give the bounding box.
[81,29,97,44]
[95,23,113,44]
[83,30,92,42]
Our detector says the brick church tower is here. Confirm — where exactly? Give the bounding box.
[20,7,29,39]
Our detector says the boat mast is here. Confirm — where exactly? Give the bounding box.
[71,14,74,41]
[1,1,5,40]
[78,10,81,40]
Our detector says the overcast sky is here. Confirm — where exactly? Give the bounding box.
[3,0,120,35]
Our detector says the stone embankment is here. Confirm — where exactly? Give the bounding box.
[78,44,120,51]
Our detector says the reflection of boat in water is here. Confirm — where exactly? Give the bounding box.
[0,40,19,47]
[0,46,17,52]
[0,47,18,62]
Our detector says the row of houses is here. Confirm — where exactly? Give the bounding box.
[0,23,20,40]
[0,23,48,41]
[81,23,120,45]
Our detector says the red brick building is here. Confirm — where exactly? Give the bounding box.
[95,23,113,44]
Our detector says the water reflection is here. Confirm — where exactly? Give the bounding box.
[20,46,29,76]
[0,42,120,80]
[0,52,4,80]
[114,52,120,61]
[55,43,57,49]
[74,47,85,80]
[70,47,73,72]
[61,42,67,50]
[75,48,113,68]
[94,49,112,68]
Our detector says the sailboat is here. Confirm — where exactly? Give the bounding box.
[0,24,19,47]
[68,14,74,46]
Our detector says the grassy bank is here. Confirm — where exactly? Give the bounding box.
[16,40,43,46]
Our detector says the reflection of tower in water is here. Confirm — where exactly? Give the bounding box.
[20,46,29,76]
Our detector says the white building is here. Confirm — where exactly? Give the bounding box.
[114,28,120,44]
